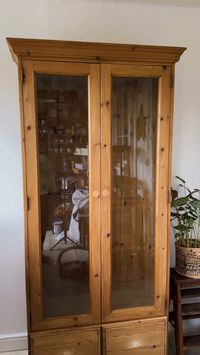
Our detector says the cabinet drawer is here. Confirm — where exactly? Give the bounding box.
[103,318,167,355]
[30,326,100,355]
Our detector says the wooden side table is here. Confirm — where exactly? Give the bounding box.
[170,268,200,355]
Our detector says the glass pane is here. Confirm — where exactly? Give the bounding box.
[111,77,158,310]
[36,74,89,317]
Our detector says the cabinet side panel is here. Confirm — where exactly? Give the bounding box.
[154,66,172,315]
[18,59,31,331]
[22,61,42,329]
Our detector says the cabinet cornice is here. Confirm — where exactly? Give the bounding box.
[7,37,186,65]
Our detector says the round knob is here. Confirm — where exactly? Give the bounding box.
[102,189,109,197]
[93,190,99,198]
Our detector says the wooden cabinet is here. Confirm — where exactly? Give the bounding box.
[7,38,185,354]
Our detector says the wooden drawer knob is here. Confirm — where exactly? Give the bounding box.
[102,189,109,197]
[93,190,99,198]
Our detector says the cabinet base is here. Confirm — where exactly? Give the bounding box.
[30,317,167,355]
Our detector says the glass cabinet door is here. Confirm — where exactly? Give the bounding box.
[101,64,171,322]
[23,61,101,330]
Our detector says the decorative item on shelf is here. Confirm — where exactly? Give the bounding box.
[52,219,64,235]
[171,176,200,278]
[51,204,73,250]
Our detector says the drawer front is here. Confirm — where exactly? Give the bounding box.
[103,318,167,355]
[30,327,100,355]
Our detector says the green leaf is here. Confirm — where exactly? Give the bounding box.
[175,176,186,184]
[178,184,191,193]
[187,209,197,218]
[188,213,197,219]
[183,214,195,220]
[190,200,200,209]
[172,197,189,207]
[188,217,195,227]
[174,225,191,231]
[177,207,185,211]
[174,232,181,239]
[171,212,179,217]
[189,191,200,198]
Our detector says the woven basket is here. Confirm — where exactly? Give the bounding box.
[175,243,200,279]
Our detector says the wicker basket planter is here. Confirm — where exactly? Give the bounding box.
[175,243,200,279]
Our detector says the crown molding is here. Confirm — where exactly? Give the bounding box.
[7,37,186,65]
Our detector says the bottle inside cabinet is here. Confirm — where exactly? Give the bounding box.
[37,74,89,318]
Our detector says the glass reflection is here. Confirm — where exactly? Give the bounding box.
[111,77,158,310]
[37,74,89,317]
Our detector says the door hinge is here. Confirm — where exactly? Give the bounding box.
[21,67,26,84]
[26,196,30,211]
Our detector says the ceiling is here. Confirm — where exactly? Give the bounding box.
[137,0,200,5]
[99,0,200,6]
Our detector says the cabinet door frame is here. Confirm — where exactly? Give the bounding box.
[101,63,172,322]
[22,60,101,330]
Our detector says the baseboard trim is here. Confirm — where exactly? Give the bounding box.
[0,332,28,352]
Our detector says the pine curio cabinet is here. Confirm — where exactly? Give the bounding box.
[7,37,185,355]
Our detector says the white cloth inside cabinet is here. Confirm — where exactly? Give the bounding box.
[67,188,89,242]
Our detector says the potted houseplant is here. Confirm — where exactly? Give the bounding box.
[171,176,200,278]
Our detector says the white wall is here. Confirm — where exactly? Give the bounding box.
[1,0,200,349]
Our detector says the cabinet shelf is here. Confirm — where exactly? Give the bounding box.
[182,303,200,318]
[181,288,200,298]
